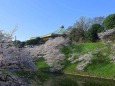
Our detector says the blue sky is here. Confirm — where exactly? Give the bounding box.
[0,0,114,41]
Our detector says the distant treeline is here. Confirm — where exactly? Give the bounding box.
[14,13,115,47]
[13,37,48,47]
[66,13,115,42]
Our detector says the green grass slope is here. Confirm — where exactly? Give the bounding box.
[62,42,115,78]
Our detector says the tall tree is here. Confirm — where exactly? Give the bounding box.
[92,16,105,25]
[0,29,36,85]
[86,24,103,42]
[73,16,92,31]
[69,28,84,42]
[103,14,115,29]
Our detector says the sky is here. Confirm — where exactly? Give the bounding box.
[0,0,115,41]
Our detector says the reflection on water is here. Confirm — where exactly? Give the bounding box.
[23,73,115,86]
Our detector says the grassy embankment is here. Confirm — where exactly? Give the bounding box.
[34,42,115,78]
[62,42,115,78]
[36,42,115,78]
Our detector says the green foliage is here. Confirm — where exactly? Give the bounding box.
[61,45,73,57]
[84,44,111,73]
[63,63,77,72]
[12,40,21,46]
[103,14,115,29]
[85,63,115,77]
[62,42,104,73]
[61,42,115,77]
[62,42,104,56]
[35,58,49,69]
[12,40,26,47]
[85,24,104,42]
[91,50,110,64]
[79,43,104,51]
[25,37,41,45]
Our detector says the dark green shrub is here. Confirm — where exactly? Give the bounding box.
[85,24,104,42]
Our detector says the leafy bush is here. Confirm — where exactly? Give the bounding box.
[61,45,72,57]
[91,49,110,64]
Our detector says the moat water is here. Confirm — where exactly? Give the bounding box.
[23,73,115,86]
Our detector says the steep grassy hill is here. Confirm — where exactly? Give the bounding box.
[62,42,115,78]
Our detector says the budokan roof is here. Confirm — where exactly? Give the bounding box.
[40,27,67,38]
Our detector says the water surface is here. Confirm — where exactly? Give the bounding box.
[22,73,115,86]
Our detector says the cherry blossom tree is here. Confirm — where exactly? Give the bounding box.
[28,37,70,71]
[0,30,36,85]
[0,30,35,71]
